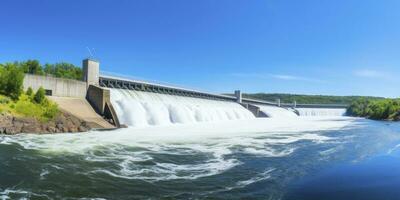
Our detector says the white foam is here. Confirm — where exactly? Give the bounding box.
[110,89,255,127]
[39,169,49,180]
[94,156,240,181]
[296,108,347,116]
[0,188,50,200]
[388,144,400,154]
[243,147,296,157]
[0,117,354,152]
[257,105,298,118]
[209,168,275,193]
[235,168,275,187]
[0,189,28,200]
[0,116,356,181]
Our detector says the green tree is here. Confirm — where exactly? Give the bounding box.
[0,63,25,100]
[53,62,83,80]
[21,60,44,75]
[43,63,55,75]
[347,98,400,120]
[34,87,46,104]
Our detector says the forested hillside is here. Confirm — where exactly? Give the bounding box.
[242,93,384,104]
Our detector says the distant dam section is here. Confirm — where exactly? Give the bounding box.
[22,58,349,129]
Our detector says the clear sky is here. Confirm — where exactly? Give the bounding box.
[1,0,400,97]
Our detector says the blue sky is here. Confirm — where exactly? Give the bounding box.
[1,0,400,97]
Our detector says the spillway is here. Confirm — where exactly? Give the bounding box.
[110,89,255,127]
[257,105,298,118]
[296,108,347,117]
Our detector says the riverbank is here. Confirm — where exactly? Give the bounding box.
[0,111,91,134]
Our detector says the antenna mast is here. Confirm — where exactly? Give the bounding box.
[86,46,95,59]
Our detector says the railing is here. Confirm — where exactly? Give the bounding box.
[99,74,236,101]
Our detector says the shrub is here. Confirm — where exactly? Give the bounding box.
[34,87,46,104]
[14,95,43,118]
[26,87,33,96]
[13,94,59,121]
[42,100,59,119]
[0,95,11,104]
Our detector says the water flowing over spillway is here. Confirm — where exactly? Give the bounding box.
[110,89,255,127]
[296,108,347,116]
[257,105,298,118]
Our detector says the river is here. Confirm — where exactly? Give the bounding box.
[1,116,399,199]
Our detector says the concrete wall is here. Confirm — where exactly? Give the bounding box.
[86,85,120,127]
[86,84,109,114]
[240,103,269,118]
[23,74,87,98]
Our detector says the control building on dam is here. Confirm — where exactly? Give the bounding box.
[23,59,349,129]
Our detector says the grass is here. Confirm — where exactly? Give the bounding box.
[0,94,59,122]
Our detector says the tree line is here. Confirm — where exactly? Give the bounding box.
[6,60,82,80]
[347,98,400,120]
[242,93,384,104]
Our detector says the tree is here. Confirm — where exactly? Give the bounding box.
[42,62,83,80]
[347,98,400,120]
[21,60,44,75]
[34,87,46,104]
[0,63,25,100]
[26,87,33,96]
[43,63,55,75]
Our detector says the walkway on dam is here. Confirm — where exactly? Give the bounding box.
[49,96,115,129]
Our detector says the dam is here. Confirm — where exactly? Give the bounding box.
[23,58,349,128]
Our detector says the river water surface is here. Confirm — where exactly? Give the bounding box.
[1,116,400,199]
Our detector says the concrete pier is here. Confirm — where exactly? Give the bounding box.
[235,90,242,103]
[86,85,121,127]
[83,59,100,87]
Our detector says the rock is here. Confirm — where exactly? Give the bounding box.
[78,126,88,132]
[47,126,56,133]
[61,127,69,132]
[69,127,78,132]
[5,127,19,135]
[56,123,64,130]
[0,109,98,134]
[22,124,42,133]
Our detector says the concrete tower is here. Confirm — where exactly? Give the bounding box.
[235,90,242,103]
[82,58,100,86]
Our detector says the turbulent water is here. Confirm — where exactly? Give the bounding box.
[1,92,400,199]
[1,116,400,199]
[258,105,298,118]
[110,89,255,127]
[296,108,347,116]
